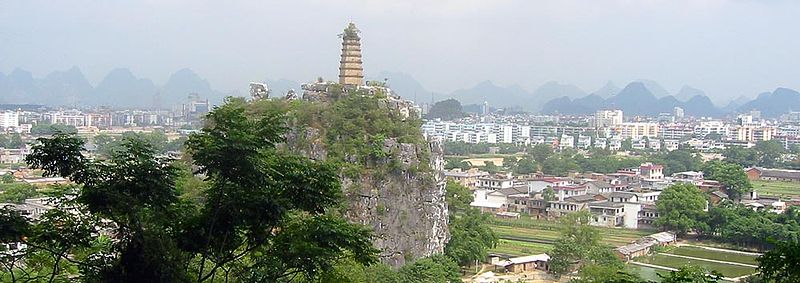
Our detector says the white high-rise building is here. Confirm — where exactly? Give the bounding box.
[673,107,684,118]
[0,111,20,130]
[595,110,624,128]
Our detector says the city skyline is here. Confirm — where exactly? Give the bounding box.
[3,0,800,104]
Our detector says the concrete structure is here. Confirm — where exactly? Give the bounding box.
[747,167,800,182]
[595,109,623,128]
[338,23,364,86]
[0,111,20,131]
[493,254,550,273]
[614,232,676,261]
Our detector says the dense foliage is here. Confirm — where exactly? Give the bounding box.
[724,140,786,169]
[93,131,186,158]
[548,211,624,276]
[702,160,752,200]
[443,181,497,266]
[757,240,800,282]
[0,134,24,149]
[0,98,379,282]
[426,99,465,121]
[654,183,709,236]
[29,123,78,135]
[443,142,526,156]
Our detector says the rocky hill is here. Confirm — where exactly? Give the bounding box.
[251,84,449,267]
[541,81,726,117]
[737,87,800,118]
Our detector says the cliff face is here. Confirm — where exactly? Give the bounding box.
[276,87,449,267]
[340,139,449,266]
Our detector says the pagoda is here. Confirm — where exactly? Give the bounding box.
[338,23,364,86]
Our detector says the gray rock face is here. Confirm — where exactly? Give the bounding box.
[285,128,449,267]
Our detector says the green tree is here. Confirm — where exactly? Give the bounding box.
[572,264,644,283]
[542,187,556,202]
[542,154,579,176]
[444,181,497,266]
[754,140,786,168]
[1,173,14,184]
[654,183,709,236]
[621,138,633,151]
[0,183,38,203]
[723,146,758,168]
[30,123,78,135]
[659,265,722,283]
[548,211,623,276]
[531,143,553,163]
[483,161,500,174]
[702,160,752,200]
[426,99,465,121]
[502,156,518,169]
[650,149,702,175]
[398,254,461,283]
[757,240,800,282]
[12,98,379,282]
[513,157,538,174]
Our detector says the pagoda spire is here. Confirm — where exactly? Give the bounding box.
[338,22,364,86]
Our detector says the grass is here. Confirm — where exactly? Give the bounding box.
[665,246,758,265]
[752,180,800,198]
[636,254,756,278]
[490,239,553,257]
[488,216,654,256]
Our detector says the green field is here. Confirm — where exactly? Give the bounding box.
[488,216,654,256]
[666,246,759,265]
[752,180,800,198]
[636,254,756,278]
[492,239,553,257]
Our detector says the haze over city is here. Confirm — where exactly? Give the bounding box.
[3,0,800,104]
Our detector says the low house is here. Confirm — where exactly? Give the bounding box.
[471,186,528,213]
[747,168,800,182]
[587,181,614,194]
[547,194,602,217]
[494,254,550,273]
[614,232,676,261]
[0,198,54,220]
[552,184,589,201]
[588,201,641,229]
[444,168,490,188]
[637,204,659,227]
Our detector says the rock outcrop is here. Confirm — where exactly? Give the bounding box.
[278,85,449,266]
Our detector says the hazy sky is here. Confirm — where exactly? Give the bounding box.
[2,0,799,103]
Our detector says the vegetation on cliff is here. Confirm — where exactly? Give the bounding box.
[0,98,378,282]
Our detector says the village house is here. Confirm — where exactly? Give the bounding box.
[443,168,489,188]
[614,232,676,261]
[547,194,604,217]
[492,254,550,273]
[746,167,800,182]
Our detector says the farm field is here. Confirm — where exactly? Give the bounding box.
[666,246,759,265]
[492,239,553,257]
[488,216,654,256]
[636,254,756,278]
[752,180,800,198]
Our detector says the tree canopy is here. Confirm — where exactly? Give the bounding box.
[426,99,465,121]
[1,98,379,282]
[654,183,709,236]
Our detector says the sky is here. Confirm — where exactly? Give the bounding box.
[1,0,799,104]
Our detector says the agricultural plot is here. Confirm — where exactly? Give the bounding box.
[491,239,553,257]
[666,246,759,265]
[488,217,654,256]
[636,254,756,278]
[752,180,800,198]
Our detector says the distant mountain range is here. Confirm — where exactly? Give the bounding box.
[3,68,799,117]
[0,67,222,108]
[540,82,725,117]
